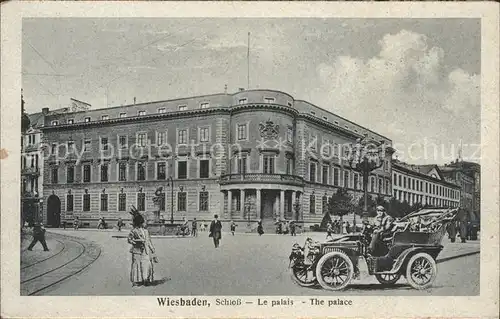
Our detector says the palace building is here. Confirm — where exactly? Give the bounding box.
[38,89,393,228]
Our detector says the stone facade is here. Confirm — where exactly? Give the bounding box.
[39,89,393,227]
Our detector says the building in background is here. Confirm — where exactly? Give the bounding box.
[439,160,480,222]
[37,89,393,229]
[392,161,461,208]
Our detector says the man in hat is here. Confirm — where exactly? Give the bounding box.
[27,221,49,251]
[369,205,394,255]
[209,214,222,248]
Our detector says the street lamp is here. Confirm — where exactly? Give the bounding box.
[347,134,386,224]
[166,176,174,224]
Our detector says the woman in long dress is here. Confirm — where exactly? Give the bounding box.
[128,208,156,286]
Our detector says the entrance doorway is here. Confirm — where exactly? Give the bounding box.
[47,195,61,227]
[260,190,278,220]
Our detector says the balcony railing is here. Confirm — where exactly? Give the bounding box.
[220,173,304,186]
[24,143,40,152]
[21,167,40,176]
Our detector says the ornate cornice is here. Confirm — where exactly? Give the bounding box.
[230,103,298,117]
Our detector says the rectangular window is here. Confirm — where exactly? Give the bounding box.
[137,133,147,147]
[286,158,292,175]
[157,162,166,180]
[83,165,91,183]
[379,177,383,193]
[119,163,127,181]
[83,194,90,211]
[100,194,108,211]
[101,137,108,151]
[200,102,210,109]
[119,135,128,149]
[199,192,209,211]
[353,173,359,190]
[157,131,167,146]
[370,176,375,192]
[263,155,275,174]
[178,105,187,111]
[51,143,57,155]
[177,129,187,144]
[412,179,415,190]
[200,160,209,178]
[118,193,127,211]
[137,162,146,181]
[138,110,146,116]
[51,168,58,184]
[309,163,316,182]
[264,97,275,103]
[66,194,74,212]
[158,108,166,114]
[178,192,186,211]
[238,98,247,104]
[67,119,74,124]
[386,180,390,194]
[67,141,75,154]
[310,195,316,214]
[237,124,247,140]
[178,161,187,179]
[84,117,91,122]
[84,139,91,152]
[102,115,109,120]
[333,167,340,186]
[238,156,247,174]
[393,173,397,186]
[119,112,126,118]
[199,127,210,143]
[344,171,350,188]
[398,175,402,187]
[67,166,74,184]
[403,177,407,188]
[322,165,328,184]
[101,164,109,182]
[286,127,293,143]
[137,193,145,211]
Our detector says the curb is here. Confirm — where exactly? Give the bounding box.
[437,250,480,264]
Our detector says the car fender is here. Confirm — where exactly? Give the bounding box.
[390,246,440,274]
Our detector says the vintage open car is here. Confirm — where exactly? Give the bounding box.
[289,208,459,291]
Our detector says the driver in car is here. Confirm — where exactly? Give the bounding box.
[369,206,394,255]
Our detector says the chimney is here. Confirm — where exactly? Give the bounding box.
[133,97,136,105]
[224,84,228,94]
[42,107,49,115]
[239,88,245,92]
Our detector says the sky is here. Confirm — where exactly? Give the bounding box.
[22,18,481,165]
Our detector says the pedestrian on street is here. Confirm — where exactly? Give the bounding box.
[117,218,124,231]
[73,216,80,230]
[97,217,107,229]
[27,221,49,251]
[257,219,264,236]
[191,218,198,237]
[289,221,296,236]
[209,214,222,248]
[128,209,157,287]
[326,222,333,240]
[230,220,237,236]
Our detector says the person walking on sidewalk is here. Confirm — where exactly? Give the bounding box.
[230,220,237,236]
[191,218,198,237]
[27,221,49,251]
[289,221,296,236]
[209,214,222,248]
[117,218,125,231]
[257,219,264,236]
[73,216,80,230]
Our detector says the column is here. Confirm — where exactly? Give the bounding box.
[240,189,245,218]
[280,190,285,220]
[292,191,297,220]
[227,190,232,218]
[220,191,225,217]
[256,189,261,220]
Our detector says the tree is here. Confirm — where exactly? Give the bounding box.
[356,195,377,217]
[328,188,355,223]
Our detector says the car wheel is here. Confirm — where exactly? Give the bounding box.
[406,252,437,290]
[315,251,354,291]
[290,264,317,287]
[375,273,401,285]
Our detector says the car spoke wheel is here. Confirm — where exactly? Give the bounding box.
[406,253,437,290]
[315,251,353,291]
[290,263,317,287]
[375,273,401,285]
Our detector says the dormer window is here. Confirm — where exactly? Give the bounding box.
[84,117,91,122]
[102,115,109,120]
[138,111,146,116]
[67,119,74,124]
[51,120,59,126]
[322,116,327,121]
[287,101,292,107]
[178,105,187,111]
[334,121,339,125]
[200,102,210,109]
[344,125,349,129]
[264,97,275,103]
[158,108,166,114]
[119,112,127,118]
[238,98,247,105]
[311,111,316,115]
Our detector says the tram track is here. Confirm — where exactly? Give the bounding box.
[21,238,66,270]
[20,233,102,296]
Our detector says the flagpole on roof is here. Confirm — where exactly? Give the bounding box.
[247,32,250,90]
